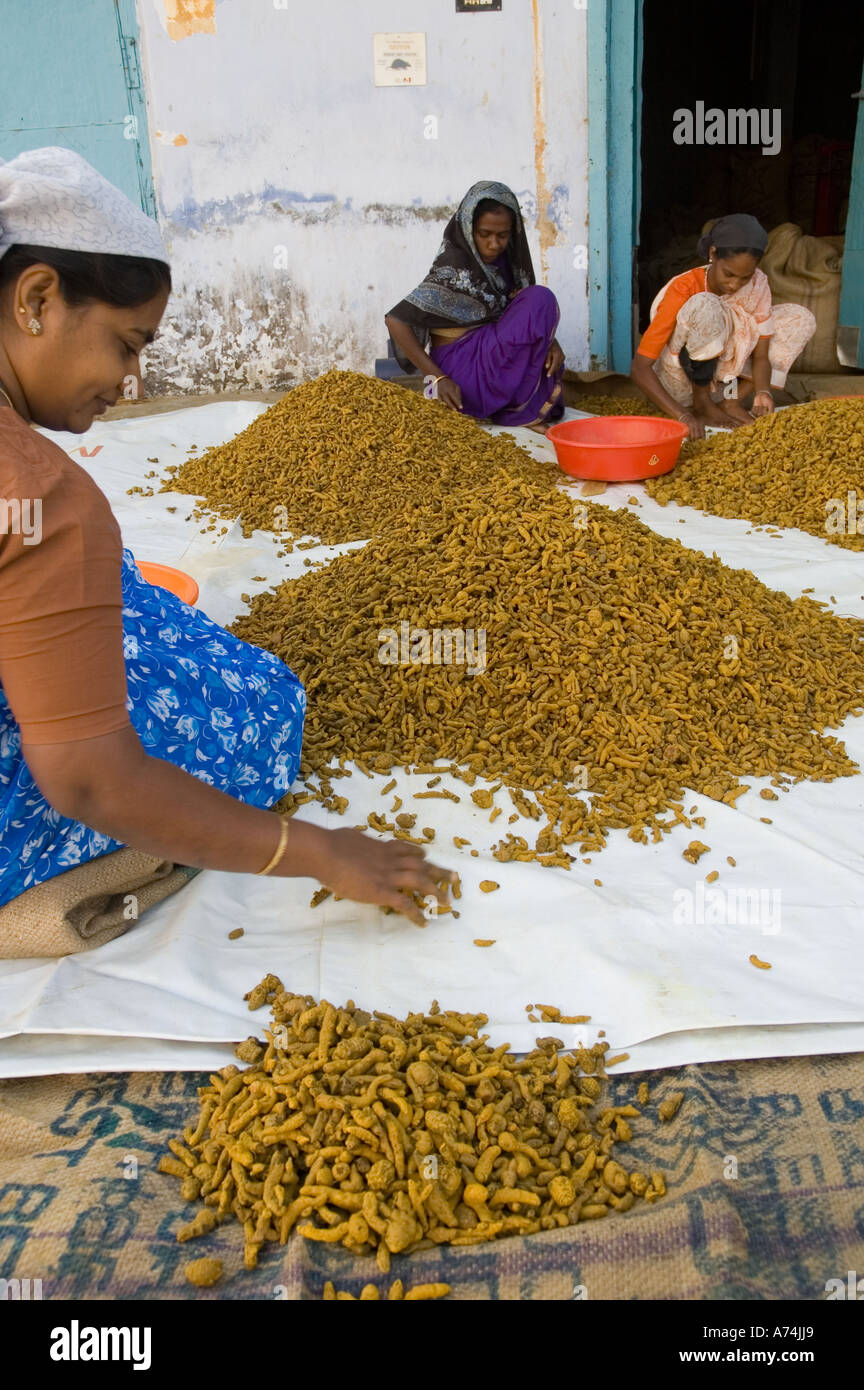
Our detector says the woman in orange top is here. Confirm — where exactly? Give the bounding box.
[631,214,816,439]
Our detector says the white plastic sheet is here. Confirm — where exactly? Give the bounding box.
[1,401,862,1076]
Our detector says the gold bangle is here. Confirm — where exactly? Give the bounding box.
[257,815,290,876]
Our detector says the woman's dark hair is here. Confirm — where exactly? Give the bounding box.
[713,244,763,261]
[0,244,171,308]
[696,233,763,262]
[473,198,515,227]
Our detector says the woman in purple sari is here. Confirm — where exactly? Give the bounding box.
[385,181,565,428]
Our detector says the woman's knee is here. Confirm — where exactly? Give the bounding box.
[678,290,726,327]
[516,284,559,323]
[518,284,558,308]
[500,284,559,341]
[778,303,817,341]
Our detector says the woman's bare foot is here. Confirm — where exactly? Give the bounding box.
[720,398,755,427]
[691,402,736,431]
[690,385,735,431]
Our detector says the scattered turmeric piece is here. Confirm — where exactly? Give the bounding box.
[233,1037,264,1064]
[705,870,719,883]
[228,928,244,940]
[479,881,499,893]
[726,856,736,867]
[749,954,772,970]
[658,1091,684,1121]
[473,939,496,947]
[683,840,711,864]
[185,1258,222,1288]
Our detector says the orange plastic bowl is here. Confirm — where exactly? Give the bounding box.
[137,561,199,606]
[546,415,689,481]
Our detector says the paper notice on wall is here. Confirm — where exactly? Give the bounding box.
[373,33,427,87]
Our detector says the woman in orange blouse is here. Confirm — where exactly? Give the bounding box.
[631,214,816,440]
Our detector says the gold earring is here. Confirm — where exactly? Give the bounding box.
[28,318,42,335]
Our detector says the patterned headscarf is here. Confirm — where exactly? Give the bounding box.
[388,180,535,339]
[0,147,167,263]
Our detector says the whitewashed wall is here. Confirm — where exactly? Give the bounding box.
[137,0,589,392]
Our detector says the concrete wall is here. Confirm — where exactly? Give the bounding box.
[136,0,589,393]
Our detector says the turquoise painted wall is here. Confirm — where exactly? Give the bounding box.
[0,0,154,215]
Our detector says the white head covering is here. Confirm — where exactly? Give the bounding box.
[0,146,167,264]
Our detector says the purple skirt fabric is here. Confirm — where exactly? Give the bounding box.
[431,284,564,426]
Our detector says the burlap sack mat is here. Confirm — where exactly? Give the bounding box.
[1,1050,861,1299]
[0,849,197,958]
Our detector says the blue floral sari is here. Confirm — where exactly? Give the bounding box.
[0,551,305,908]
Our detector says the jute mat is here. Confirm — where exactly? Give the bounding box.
[1,1053,861,1300]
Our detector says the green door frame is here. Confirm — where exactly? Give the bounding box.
[115,0,157,217]
[837,60,864,369]
[587,0,643,371]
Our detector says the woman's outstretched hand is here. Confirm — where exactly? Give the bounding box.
[313,828,453,926]
[545,340,565,377]
[437,376,463,411]
[677,409,706,440]
[750,390,775,418]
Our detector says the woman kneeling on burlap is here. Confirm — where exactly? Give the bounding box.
[0,148,447,955]
[631,213,816,440]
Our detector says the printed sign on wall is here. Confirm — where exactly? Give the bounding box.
[456,1,503,11]
[373,33,427,86]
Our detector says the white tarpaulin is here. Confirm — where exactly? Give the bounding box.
[1,400,862,1076]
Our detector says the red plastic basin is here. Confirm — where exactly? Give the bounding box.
[546,415,689,481]
[137,561,199,606]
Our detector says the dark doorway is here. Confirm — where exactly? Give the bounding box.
[637,0,864,338]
